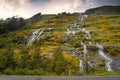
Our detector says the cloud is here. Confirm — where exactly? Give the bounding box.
[35,0,84,14]
[33,0,103,14]
[0,0,84,19]
[0,0,120,19]
[42,0,75,13]
[0,0,34,19]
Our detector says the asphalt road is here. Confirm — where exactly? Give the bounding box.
[0,75,120,80]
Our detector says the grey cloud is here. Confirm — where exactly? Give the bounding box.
[74,0,120,12]
[0,0,120,19]
[5,0,21,6]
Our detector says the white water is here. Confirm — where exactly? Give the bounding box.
[78,41,89,72]
[67,29,70,32]
[27,28,53,46]
[79,14,88,22]
[81,41,88,57]
[81,28,92,39]
[27,29,43,46]
[96,43,113,71]
[79,14,114,71]
[66,24,85,72]
[36,29,44,40]
[89,42,92,45]
[79,15,114,71]
[66,29,81,35]
[65,14,115,72]
[79,59,84,72]
[65,15,91,72]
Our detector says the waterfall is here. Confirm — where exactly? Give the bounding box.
[27,29,43,46]
[89,42,92,45]
[79,15,114,71]
[96,43,113,71]
[79,59,84,72]
[27,28,53,46]
[78,41,89,72]
[67,29,70,32]
[79,14,88,22]
[64,14,118,72]
[81,41,89,57]
[81,28,92,39]
[65,15,91,72]
[66,29,79,35]
[36,29,44,40]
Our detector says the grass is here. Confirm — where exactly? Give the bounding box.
[82,14,120,59]
[0,13,120,75]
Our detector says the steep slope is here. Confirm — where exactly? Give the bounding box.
[81,14,120,72]
[0,13,80,75]
[84,6,120,14]
[26,13,42,23]
[0,12,120,75]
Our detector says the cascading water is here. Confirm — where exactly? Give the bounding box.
[66,28,80,35]
[27,29,43,46]
[79,59,84,72]
[27,28,53,46]
[81,28,92,39]
[79,15,114,71]
[65,14,92,72]
[96,43,113,71]
[89,42,92,45]
[64,14,119,72]
[36,29,44,40]
[81,41,89,57]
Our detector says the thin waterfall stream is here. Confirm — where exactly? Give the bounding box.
[27,28,53,46]
[64,14,119,72]
[26,14,120,73]
[27,29,44,46]
[96,43,113,71]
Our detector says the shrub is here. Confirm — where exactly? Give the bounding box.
[3,68,14,75]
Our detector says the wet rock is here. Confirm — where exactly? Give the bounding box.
[88,60,97,68]
[43,28,53,32]
[27,28,53,46]
[111,60,120,71]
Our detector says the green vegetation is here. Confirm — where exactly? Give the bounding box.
[0,16,25,34]
[82,14,120,59]
[0,13,79,75]
[0,12,120,75]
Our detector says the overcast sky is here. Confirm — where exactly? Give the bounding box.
[0,0,120,19]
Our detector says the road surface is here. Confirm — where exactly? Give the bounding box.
[0,75,120,80]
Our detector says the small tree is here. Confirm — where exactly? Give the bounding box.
[52,47,69,75]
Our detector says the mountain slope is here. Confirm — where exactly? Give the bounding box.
[0,11,120,75]
[84,6,120,14]
[26,13,42,23]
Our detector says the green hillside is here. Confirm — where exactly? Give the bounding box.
[0,11,120,76]
[82,14,120,59]
[85,6,120,14]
